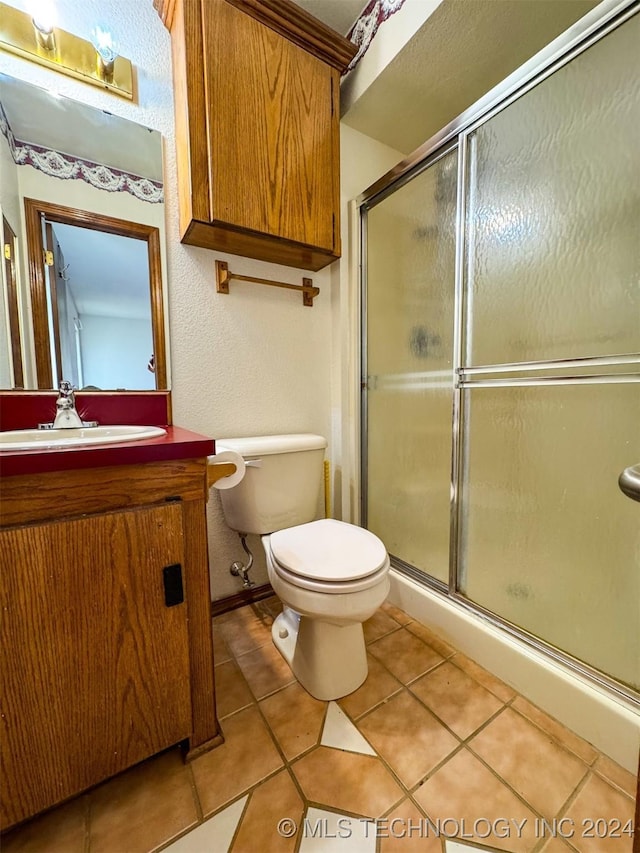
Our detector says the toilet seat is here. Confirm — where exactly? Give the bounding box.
[268,519,389,594]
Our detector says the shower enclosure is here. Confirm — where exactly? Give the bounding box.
[360,1,640,701]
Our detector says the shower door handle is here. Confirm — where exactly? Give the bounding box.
[618,464,640,503]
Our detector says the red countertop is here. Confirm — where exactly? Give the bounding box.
[0,426,215,478]
[0,390,215,478]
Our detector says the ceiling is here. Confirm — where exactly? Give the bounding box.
[291,0,365,35]
[341,0,601,155]
[0,73,162,182]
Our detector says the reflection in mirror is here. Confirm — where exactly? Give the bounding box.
[25,199,166,390]
[1,215,23,387]
[0,72,168,390]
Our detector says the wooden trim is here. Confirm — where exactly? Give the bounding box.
[2,217,24,388]
[184,220,339,272]
[211,583,274,617]
[146,227,167,388]
[171,0,211,229]
[223,0,357,71]
[155,0,357,71]
[24,198,53,388]
[182,498,221,752]
[184,732,225,762]
[23,198,168,391]
[152,0,177,29]
[0,460,207,527]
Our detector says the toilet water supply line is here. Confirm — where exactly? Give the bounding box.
[230,535,255,588]
[228,459,332,589]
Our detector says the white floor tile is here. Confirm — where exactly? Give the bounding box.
[163,795,248,853]
[299,807,376,853]
[446,840,513,853]
[320,702,376,756]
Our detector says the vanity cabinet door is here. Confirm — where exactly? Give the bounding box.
[203,0,337,254]
[0,503,192,828]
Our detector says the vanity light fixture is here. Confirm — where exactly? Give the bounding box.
[0,2,134,100]
[91,25,117,81]
[29,0,56,51]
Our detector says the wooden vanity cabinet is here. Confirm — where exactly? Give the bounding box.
[156,0,357,271]
[0,459,220,830]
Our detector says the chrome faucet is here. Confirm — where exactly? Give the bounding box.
[52,381,84,429]
[37,381,99,430]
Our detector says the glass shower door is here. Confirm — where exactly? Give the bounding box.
[457,11,640,691]
[364,149,458,584]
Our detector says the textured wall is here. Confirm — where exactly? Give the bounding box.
[0,0,333,599]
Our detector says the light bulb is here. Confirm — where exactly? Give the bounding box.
[28,0,56,50]
[91,26,118,64]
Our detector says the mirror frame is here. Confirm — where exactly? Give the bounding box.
[24,198,167,390]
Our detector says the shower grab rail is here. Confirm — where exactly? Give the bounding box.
[215,260,319,307]
[618,464,640,503]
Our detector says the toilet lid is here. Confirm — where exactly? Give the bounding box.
[269,519,387,582]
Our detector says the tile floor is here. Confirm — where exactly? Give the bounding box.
[2,597,636,853]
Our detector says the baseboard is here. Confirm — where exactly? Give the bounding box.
[211,583,274,617]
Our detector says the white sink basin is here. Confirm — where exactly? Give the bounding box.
[0,425,167,451]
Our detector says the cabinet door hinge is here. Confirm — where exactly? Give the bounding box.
[43,249,54,267]
[163,563,184,607]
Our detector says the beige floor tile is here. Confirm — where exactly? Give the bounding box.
[89,748,198,853]
[413,748,538,853]
[191,706,283,817]
[212,621,232,665]
[369,629,444,684]
[511,696,598,765]
[358,691,459,788]
[292,746,404,818]
[410,661,504,739]
[450,653,516,702]
[216,605,275,658]
[405,621,456,659]
[231,769,303,853]
[364,609,403,644]
[215,660,255,719]
[381,602,413,626]
[339,654,403,720]
[379,799,442,853]
[259,681,326,760]
[469,708,589,819]
[561,773,634,853]
[539,837,576,852]
[235,641,295,699]
[591,755,636,798]
[2,797,87,853]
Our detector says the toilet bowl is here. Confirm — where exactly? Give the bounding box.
[264,519,390,700]
[215,434,390,700]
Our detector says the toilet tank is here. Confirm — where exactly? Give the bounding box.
[215,434,327,534]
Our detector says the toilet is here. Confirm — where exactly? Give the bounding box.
[215,434,390,700]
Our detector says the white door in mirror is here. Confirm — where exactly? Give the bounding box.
[0,426,167,451]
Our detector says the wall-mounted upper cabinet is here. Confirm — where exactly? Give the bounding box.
[155,0,357,271]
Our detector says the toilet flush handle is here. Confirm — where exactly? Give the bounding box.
[245,459,263,468]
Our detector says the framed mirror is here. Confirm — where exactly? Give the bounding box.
[0,72,168,390]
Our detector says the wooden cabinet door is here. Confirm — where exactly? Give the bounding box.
[0,503,192,828]
[203,0,337,253]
